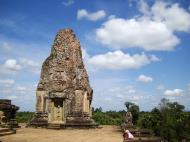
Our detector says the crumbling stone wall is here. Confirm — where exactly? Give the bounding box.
[0,99,19,127]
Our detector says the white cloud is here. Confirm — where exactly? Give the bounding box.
[151,1,190,32]
[137,74,153,83]
[0,79,15,85]
[164,89,184,96]
[77,9,106,21]
[87,50,159,70]
[96,18,179,51]
[0,58,40,75]
[4,59,22,71]
[62,0,74,6]
[0,37,48,76]
[96,1,190,51]
[0,59,22,74]
[139,0,150,16]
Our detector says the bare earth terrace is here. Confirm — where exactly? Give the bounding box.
[0,125,122,142]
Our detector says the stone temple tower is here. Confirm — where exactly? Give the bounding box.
[30,29,97,128]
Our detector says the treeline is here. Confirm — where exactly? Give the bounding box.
[92,108,125,125]
[92,101,140,125]
[137,98,190,141]
[16,111,34,123]
[93,99,190,141]
[16,98,190,141]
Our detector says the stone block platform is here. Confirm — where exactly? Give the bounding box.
[0,128,16,136]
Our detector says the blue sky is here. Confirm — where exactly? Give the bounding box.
[0,0,190,111]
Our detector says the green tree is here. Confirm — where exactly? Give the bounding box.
[159,99,190,141]
[92,109,123,125]
[94,107,102,113]
[16,111,34,123]
[138,98,190,141]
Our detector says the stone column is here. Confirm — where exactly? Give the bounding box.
[49,100,54,122]
[83,92,90,113]
[36,91,46,112]
[45,99,49,113]
[74,90,84,112]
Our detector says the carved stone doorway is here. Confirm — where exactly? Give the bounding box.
[51,98,64,123]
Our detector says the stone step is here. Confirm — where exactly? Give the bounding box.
[65,122,99,128]
[47,123,62,129]
[0,131,16,136]
[0,128,16,136]
[66,120,92,124]
[0,128,10,133]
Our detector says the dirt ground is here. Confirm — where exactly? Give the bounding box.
[0,125,123,142]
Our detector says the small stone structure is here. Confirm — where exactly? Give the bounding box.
[121,111,134,131]
[0,99,19,128]
[30,29,97,128]
[124,112,133,126]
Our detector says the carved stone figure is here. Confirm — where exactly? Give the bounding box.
[30,29,97,128]
[124,111,133,126]
[121,111,134,131]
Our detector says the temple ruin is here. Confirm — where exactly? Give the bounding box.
[30,29,97,128]
[0,99,19,127]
